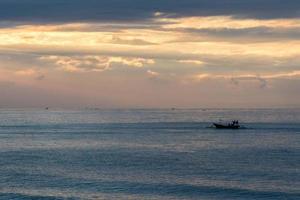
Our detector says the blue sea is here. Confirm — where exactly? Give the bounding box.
[0,108,299,200]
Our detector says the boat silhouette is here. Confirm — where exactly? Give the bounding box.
[213,120,240,129]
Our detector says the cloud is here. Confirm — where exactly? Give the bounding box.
[230,76,267,89]
[263,71,300,79]
[178,60,204,65]
[172,27,300,42]
[193,71,300,89]
[197,74,267,89]
[196,54,300,74]
[156,16,300,43]
[39,55,155,72]
[40,55,110,72]
[109,57,155,68]
[14,68,45,81]
[35,74,45,81]
[1,1,300,108]
[0,0,299,26]
[147,70,160,77]
[195,72,300,81]
[15,68,38,76]
[160,16,300,29]
[111,36,157,46]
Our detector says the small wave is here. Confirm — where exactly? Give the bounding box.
[0,192,76,200]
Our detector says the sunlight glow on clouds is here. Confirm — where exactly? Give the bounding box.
[194,71,300,82]
[15,68,38,76]
[178,60,204,65]
[39,55,155,72]
[0,2,300,108]
[158,16,300,29]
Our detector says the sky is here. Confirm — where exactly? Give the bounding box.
[0,0,300,108]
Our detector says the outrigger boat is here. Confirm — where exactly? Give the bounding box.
[213,120,240,129]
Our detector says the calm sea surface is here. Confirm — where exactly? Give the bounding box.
[0,109,299,200]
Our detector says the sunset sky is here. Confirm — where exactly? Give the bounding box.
[0,0,300,108]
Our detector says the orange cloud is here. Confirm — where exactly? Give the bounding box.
[158,16,300,29]
[39,55,155,72]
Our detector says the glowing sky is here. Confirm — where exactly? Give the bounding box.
[0,0,300,108]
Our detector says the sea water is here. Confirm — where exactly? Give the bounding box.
[0,108,299,200]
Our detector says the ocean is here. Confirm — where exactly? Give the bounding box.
[0,108,299,200]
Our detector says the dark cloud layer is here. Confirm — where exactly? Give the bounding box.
[0,0,299,24]
[176,27,300,42]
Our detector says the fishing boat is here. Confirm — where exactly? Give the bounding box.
[213,120,240,129]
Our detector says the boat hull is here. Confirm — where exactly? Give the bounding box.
[213,123,240,129]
